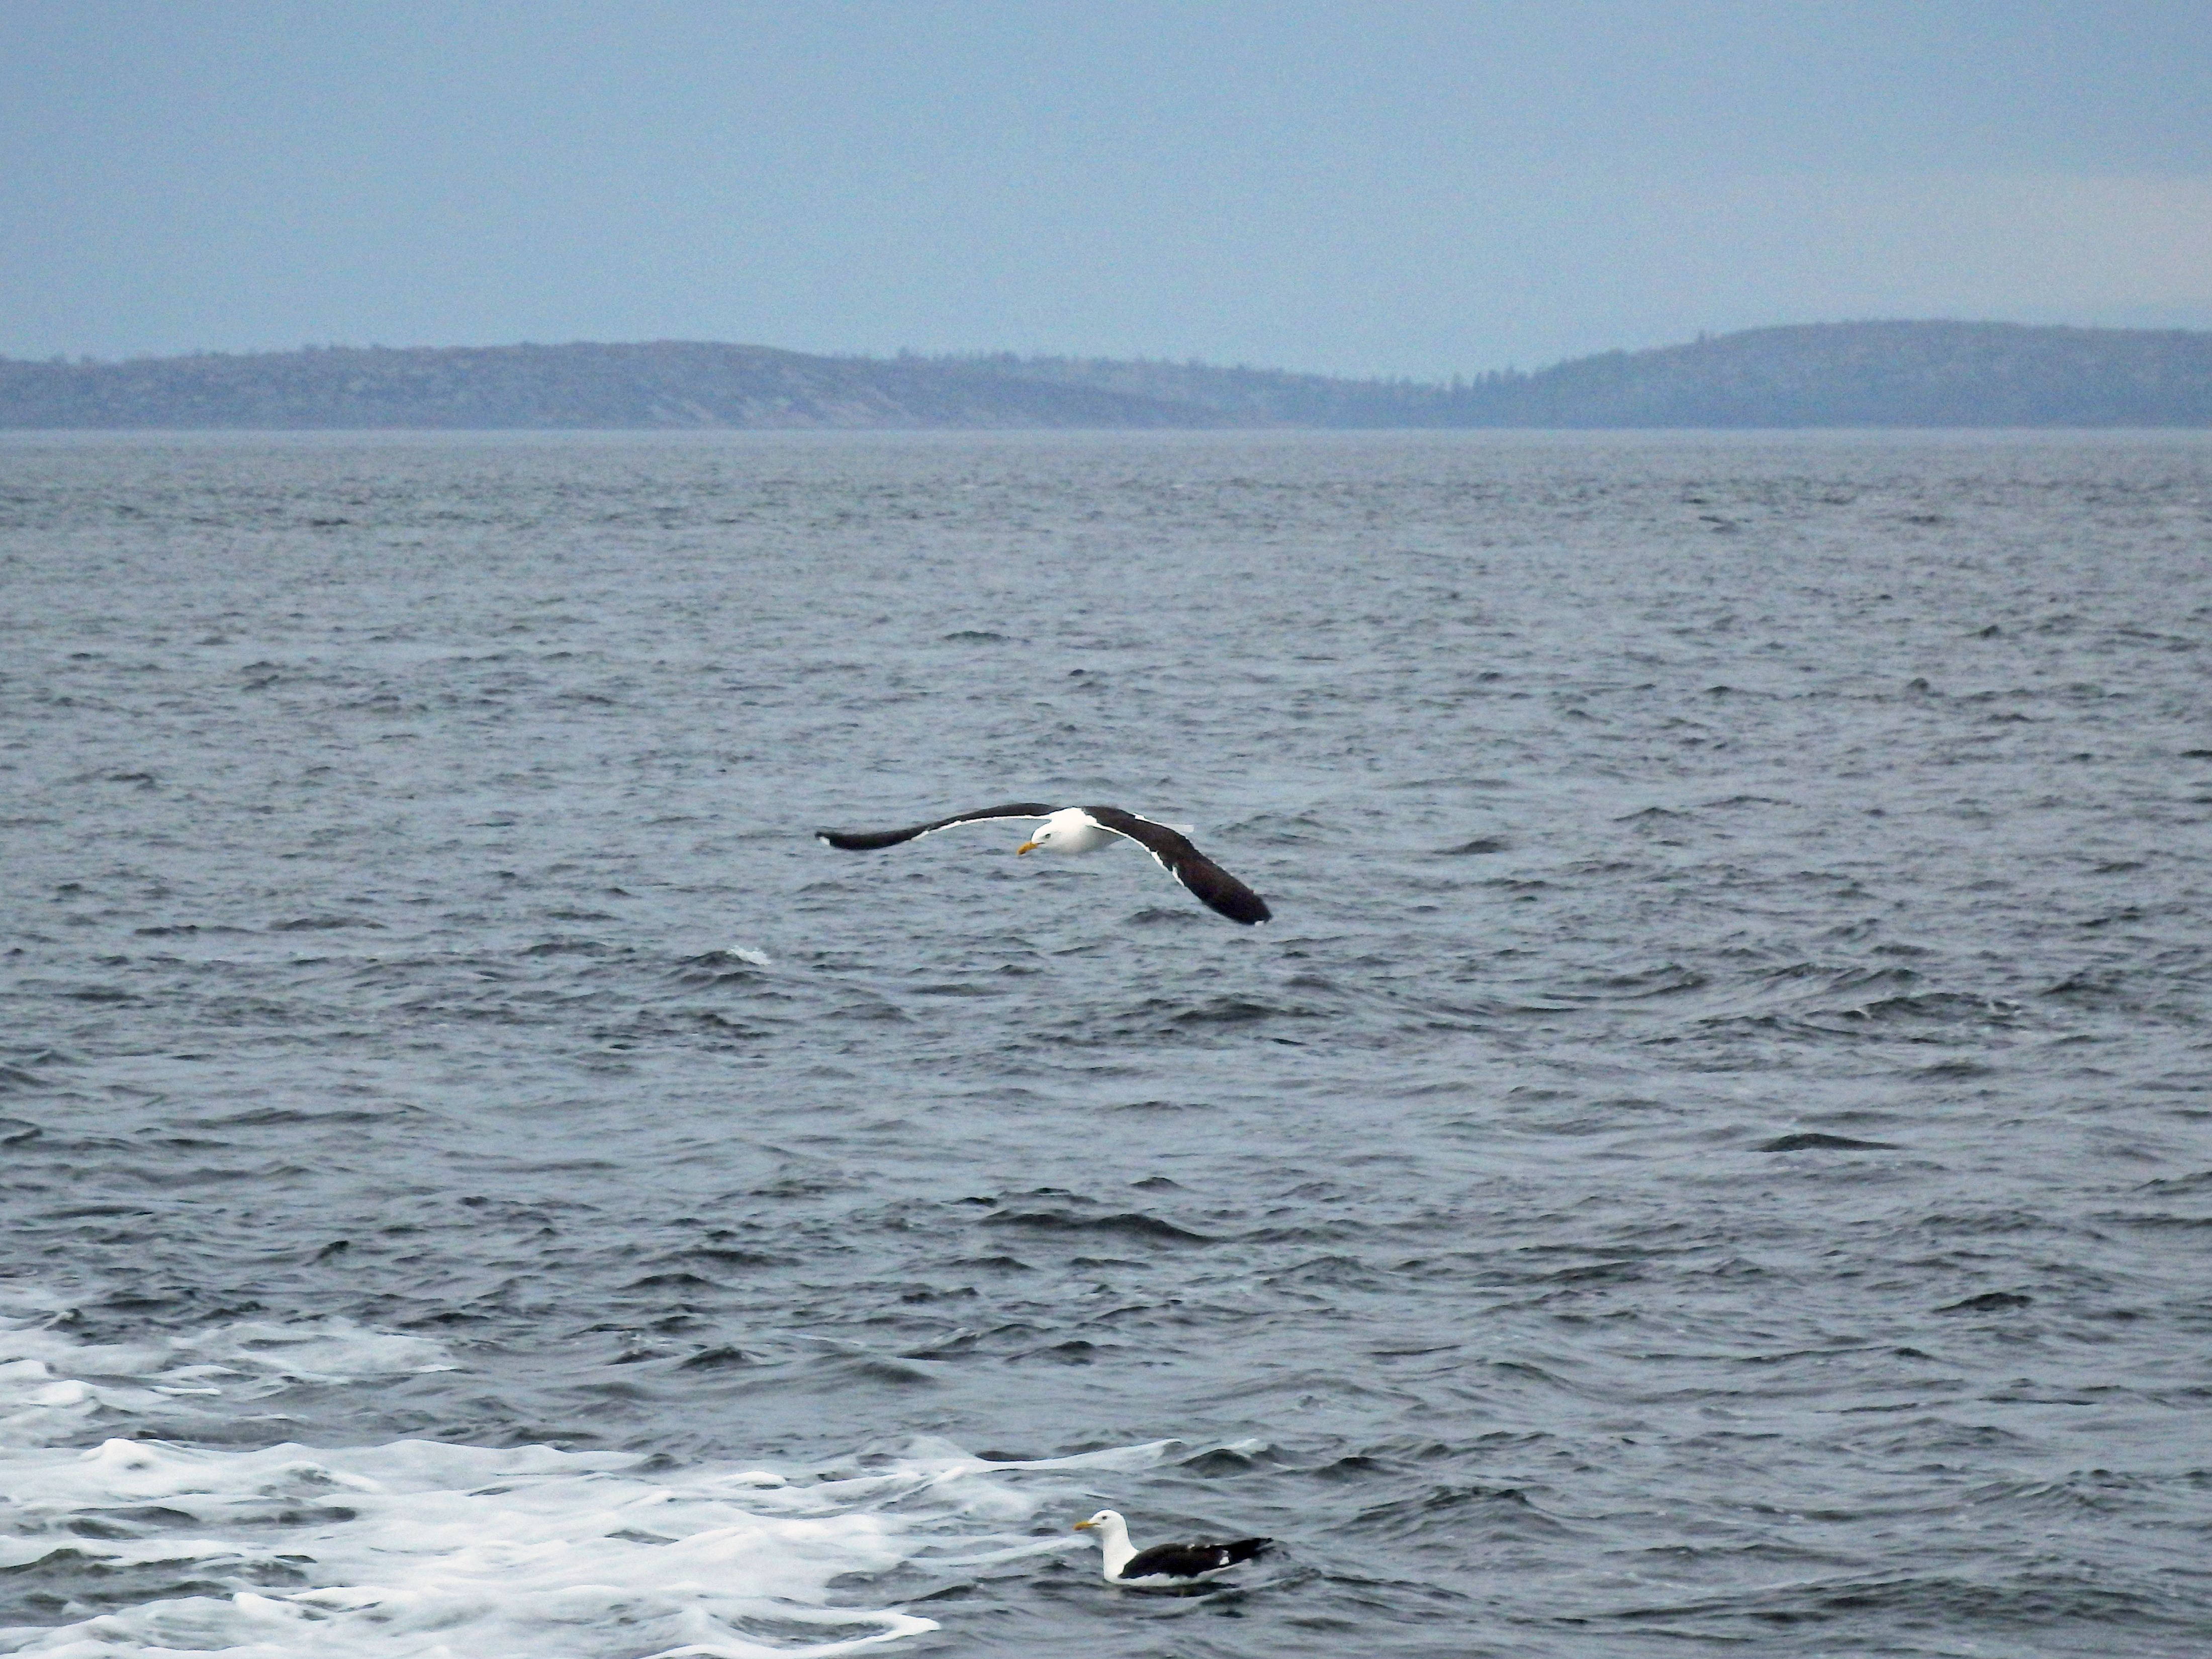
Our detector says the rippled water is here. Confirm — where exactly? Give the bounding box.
[4,429,2210,1657]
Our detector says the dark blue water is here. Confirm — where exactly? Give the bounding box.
[4,429,2209,1657]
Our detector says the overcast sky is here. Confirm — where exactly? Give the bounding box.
[5,1,2207,377]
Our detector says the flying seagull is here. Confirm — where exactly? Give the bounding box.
[1072,1508,1273,1588]
[815,803,1271,925]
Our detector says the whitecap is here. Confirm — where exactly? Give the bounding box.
[0,1304,1190,1658]
[1,1306,457,1449]
[0,1300,1273,1655]
[0,1433,1173,1657]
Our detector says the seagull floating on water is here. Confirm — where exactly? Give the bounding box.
[1072,1508,1273,1588]
[815,803,1271,925]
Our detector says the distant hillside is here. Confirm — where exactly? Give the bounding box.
[1462,321,2212,427]
[918,351,1469,426]
[972,322,2212,427]
[0,340,1214,431]
[4,322,2209,429]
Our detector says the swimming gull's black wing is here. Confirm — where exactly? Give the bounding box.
[815,803,1061,852]
[1122,1535,1273,1581]
[1080,806,1272,926]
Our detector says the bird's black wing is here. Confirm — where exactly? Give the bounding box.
[1122,1536,1272,1580]
[815,803,1061,852]
[1082,806,1272,926]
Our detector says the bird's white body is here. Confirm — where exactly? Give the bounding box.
[1015,807,1118,856]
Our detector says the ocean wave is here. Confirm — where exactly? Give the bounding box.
[0,1308,1216,1658]
[2,1302,457,1451]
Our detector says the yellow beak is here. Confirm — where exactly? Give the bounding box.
[1016,840,1039,855]
[1072,1520,1094,1532]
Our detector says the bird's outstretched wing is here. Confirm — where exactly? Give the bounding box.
[1081,806,1272,925]
[815,803,1060,852]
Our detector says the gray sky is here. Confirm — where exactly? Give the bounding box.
[6,1,2207,377]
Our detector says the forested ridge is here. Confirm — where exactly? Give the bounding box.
[6,321,2207,428]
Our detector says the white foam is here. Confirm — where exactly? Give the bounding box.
[0,1433,1185,1658]
[1,1307,456,1448]
[1,1437,944,1656]
[0,1304,1201,1658]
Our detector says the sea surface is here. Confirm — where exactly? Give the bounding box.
[3,428,2209,1658]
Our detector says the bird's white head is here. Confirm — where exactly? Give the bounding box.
[1072,1508,1123,1534]
[1016,807,1088,856]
